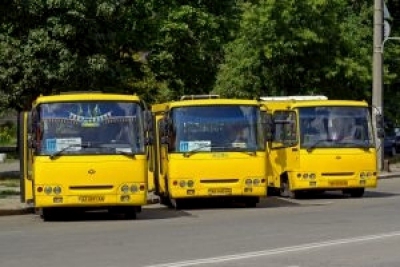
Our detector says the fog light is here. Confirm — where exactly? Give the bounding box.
[244,188,253,193]
[309,181,316,187]
[187,189,195,195]
[53,197,63,203]
[120,195,130,202]
[360,180,366,185]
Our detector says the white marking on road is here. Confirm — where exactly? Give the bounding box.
[143,231,400,267]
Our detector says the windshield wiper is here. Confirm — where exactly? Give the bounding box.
[306,139,334,153]
[115,150,136,158]
[49,144,88,160]
[335,140,371,150]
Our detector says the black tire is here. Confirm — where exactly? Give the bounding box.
[160,196,174,208]
[244,197,259,208]
[124,207,137,220]
[349,188,365,198]
[170,198,186,210]
[280,177,298,199]
[41,208,58,222]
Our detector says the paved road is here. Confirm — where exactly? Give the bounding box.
[0,179,399,267]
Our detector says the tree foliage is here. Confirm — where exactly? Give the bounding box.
[214,0,377,100]
[0,0,152,109]
[0,0,400,126]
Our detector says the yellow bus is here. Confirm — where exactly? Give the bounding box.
[149,95,267,208]
[18,92,151,220]
[261,95,378,198]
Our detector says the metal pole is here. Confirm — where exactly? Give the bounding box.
[372,0,384,171]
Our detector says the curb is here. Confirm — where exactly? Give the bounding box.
[0,207,33,216]
[378,173,400,179]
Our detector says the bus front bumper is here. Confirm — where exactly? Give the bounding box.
[34,194,147,208]
[169,186,266,199]
[290,177,377,191]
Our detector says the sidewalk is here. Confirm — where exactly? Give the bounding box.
[0,161,399,216]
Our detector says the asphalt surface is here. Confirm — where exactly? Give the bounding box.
[0,178,399,267]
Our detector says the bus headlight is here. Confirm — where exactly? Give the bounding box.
[179,180,186,188]
[187,180,194,188]
[130,185,138,193]
[245,179,253,186]
[53,186,62,195]
[44,187,53,195]
[121,185,129,193]
[253,179,261,185]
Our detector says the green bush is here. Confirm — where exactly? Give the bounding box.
[0,122,17,145]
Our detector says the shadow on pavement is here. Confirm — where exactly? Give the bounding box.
[34,206,193,222]
[363,190,400,198]
[146,197,302,211]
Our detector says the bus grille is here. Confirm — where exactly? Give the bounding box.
[321,172,354,177]
[200,179,239,183]
[69,185,114,190]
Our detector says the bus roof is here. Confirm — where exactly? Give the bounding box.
[152,98,260,113]
[262,99,369,110]
[33,93,141,106]
[260,95,328,101]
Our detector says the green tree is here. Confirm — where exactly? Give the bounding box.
[0,0,153,110]
[214,0,377,100]
[148,1,242,101]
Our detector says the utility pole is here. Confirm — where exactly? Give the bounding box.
[372,0,384,171]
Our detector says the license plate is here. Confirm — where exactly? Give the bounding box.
[329,180,348,187]
[78,196,105,203]
[208,188,232,195]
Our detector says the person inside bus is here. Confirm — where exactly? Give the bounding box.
[226,123,250,148]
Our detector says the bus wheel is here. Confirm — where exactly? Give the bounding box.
[344,188,365,198]
[170,198,186,210]
[124,207,137,220]
[280,177,297,199]
[244,197,259,208]
[160,196,173,208]
[41,208,58,221]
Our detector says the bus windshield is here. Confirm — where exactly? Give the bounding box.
[170,105,264,153]
[37,101,145,155]
[299,106,374,149]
